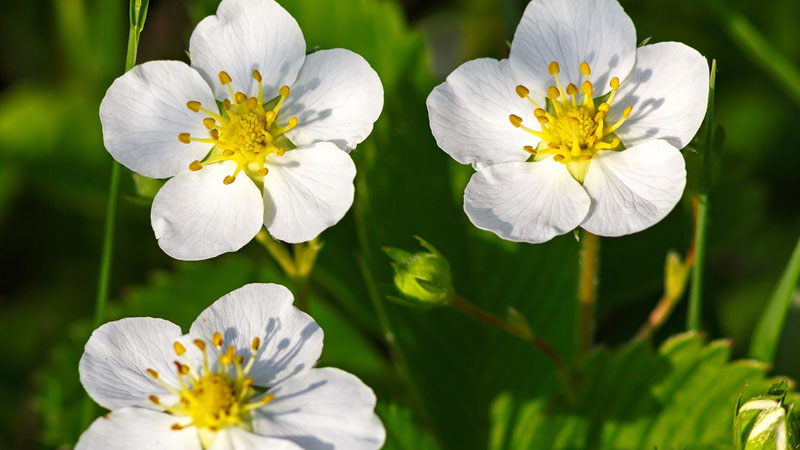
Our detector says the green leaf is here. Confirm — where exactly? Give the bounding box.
[749,236,800,363]
[489,332,773,450]
[379,403,442,450]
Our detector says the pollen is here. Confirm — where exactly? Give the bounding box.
[179,70,299,185]
[143,333,273,449]
[510,61,633,183]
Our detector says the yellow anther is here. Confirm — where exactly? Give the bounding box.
[251,337,260,351]
[279,86,290,98]
[203,118,216,130]
[212,332,223,347]
[246,97,257,110]
[509,114,523,128]
[210,129,220,141]
[535,115,549,124]
[194,339,206,351]
[622,105,632,118]
[523,145,537,154]
[175,362,190,375]
[258,168,269,176]
[218,71,232,86]
[242,378,254,388]
[610,77,620,90]
[581,81,593,96]
[516,85,530,98]
[580,62,591,76]
[187,101,202,113]
[222,99,232,111]
[554,154,565,162]
[597,103,610,113]
[566,83,578,96]
[174,342,186,356]
[146,369,159,379]
[548,61,560,75]
[234,92,247,104]
[223,175,236,185]
[171,424,184,431]
[265,111,276,123]
[189,161,203,171]
[222,149,235,157]
[178,133,191,144]
[276,148,286,156]
[252,70,262,82]
[547,86,560,100]
[534,108,547,118]
[149,395,161,405]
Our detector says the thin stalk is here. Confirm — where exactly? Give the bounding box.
[449,296,564,368]
[577,231,600,353]
[687,59,717,331]
[255,231,321,312]
[83,0,148,428]
[703,0,800,107]
[255,230,297,276]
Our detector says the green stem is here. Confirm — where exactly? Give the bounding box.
[449,296,564,369]
[93,163,121,327]
[687,59,717,331]
[703,0,800,107]
[83,0,147,428]
[577,231,600,353]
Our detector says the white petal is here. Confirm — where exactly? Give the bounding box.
[151,161,264,261]
[189,0,305,100]
[76,408,201,450]
[253,368,385,450]
[281,49,384,151]
[581,140,686,236]
[189,283,323,387]
[263,143,356,243]
[509,0,636,96]
[99,61,217,179]
[79,318,194,410]
[610,42,710,149]
[464,159,590,243]
[426,58,537,165]
[209,428,303,450]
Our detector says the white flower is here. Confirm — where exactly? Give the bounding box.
[426,0,709,243]
[100,0,384,260]
[76,283,386,450]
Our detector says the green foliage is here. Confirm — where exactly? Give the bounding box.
[749,236,800,363]
[489,333,774,450]
[379,403,442,450]
[734,379,800,450]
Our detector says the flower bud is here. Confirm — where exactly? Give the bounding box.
[734,380,798,450]
[384,237,453,308]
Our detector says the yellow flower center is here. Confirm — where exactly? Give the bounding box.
[509,61,632,182]
[179,70,299,185]
[146,332,273,449]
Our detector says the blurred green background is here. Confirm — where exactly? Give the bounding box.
[1,0,798,448]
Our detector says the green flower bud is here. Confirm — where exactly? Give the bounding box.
[735,380,798,450]
[384,237,453,308]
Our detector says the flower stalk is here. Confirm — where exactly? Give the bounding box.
[687,59,717,331]
[448,295,564,369]
[256,230,322,312]
[84,0,148,428]
[577,231,600,353]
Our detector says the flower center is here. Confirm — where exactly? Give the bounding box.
[509,61,632,182]
[146,332,272,449]
[179,70,299,185]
